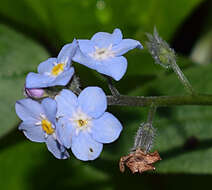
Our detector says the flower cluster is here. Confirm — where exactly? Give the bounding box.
[15,28,143,160]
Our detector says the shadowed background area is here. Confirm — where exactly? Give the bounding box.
[0,0,212,189]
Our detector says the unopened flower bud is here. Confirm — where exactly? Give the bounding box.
[146,27,176,68]
[25,87,45,99]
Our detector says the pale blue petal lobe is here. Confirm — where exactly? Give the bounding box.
[15,98,44,121]
[56,117,74,148]
[91,28,122,48]
[46,135,70,159]
[37,58,57,74]
[78,40,95,56]
[57,39,78,66]
[73,51,127,81]
[71,132,103,161]
[91,31,113,48]
[50,67,74,86]
[112,39,143,56]
[41,98,57,124]
[25,72,54,88]
[55,89,78,118]
[95,56,127,81]
[91,112,123,143]
[72,49,97,70]
[112,28,123,44]
[78,87,107,118]
[19,120,45,142]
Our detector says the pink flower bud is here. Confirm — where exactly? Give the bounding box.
[25,87,45,98]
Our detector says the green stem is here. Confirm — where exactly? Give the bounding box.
[147,104,157,125]
[106,76,120,97]
[107,94,212,107]
[171,60,195,95]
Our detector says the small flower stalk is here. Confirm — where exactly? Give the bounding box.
[105,76,120,97]
[146,27,195,95]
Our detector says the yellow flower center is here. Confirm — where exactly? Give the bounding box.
[41,119,54,135]
[77,119,88,127]
[51,63,64,76]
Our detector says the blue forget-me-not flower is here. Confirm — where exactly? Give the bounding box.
[73,28,143,81]
[26,39,77,88]
[15,98,69,159]
[55,87,123,161]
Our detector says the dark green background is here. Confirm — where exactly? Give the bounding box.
[0,0,212,189]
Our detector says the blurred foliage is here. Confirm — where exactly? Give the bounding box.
[0,24,48,138]
[129,63,212,173]
[191,30,212,64]
[0,0,212,189]
[190,1,212,64]
[0,0,204,48]
[93,62,212,174]
[1,137,211,190]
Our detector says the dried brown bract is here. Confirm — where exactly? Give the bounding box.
[119,149,161,174]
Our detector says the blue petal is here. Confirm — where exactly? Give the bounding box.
[91,112,123,143]
[57,39,78,67]
[15,98,44,121]
[112,39,143,56]
[78,40,96,56]
[19,120,45,142]
[41,98,57,124]
[56,117,75,148]
[50,67,74,87]
[55,89,78,118]
[72,49,97,70]
[91,28,123,48]
[25,72,54,88]
[73,49,127,81]
[78,87,107,118]
[46,135,70,159]
[95,56,127,81]
[71,131,103,161]
[37,58,57,74]
[112,28,123,44]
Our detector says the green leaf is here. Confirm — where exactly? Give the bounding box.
[0,140,109,190]
[0,24,49,138]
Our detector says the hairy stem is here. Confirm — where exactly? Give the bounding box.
[171,60,195,95]
[107,94,212,107]
[147,104,157,125]
[106,76,120,97]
